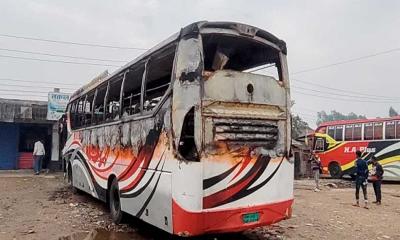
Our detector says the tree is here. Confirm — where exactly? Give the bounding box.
[292,114,311,139]
[316,110,366,126]
[389,106,398,117]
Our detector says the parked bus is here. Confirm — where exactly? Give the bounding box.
[63,21,292,236]
[313,117,400,180]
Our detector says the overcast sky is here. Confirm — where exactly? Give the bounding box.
[1,0,399,128]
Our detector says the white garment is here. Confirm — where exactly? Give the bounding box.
[33,141,45,156]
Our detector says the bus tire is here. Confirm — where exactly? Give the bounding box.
[109,178,123,224]
[328,162,342,179]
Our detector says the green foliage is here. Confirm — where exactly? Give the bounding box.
[292,114,310,139]
[389,106,398,117]
[316,110,366,126]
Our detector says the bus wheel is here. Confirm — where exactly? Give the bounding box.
[109,178,123,224]
[328,162,342,179]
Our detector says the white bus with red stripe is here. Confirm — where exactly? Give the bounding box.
[63,21,293,236]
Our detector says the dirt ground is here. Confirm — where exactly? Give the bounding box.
[0,173,399,240]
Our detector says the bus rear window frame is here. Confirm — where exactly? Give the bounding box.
[201,33,283,81]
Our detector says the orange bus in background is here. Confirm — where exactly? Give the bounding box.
[313,117,400,180]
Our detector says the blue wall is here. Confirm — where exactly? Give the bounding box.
[0,123,18,170]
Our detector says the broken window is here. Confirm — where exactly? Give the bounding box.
[178,107,199,161]
[74,97,85,128]
[105,78,123,121]
[122,64,145,116]
[93,85,107,124]
[143,45,175,113]
[83,92,95,126]
[202,34,282,80]
[69,101,77,129]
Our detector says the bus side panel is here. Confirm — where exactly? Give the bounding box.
[121,170,173,233]
[318,137,400,180]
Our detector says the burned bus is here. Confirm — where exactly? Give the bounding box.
[63,21,293,236]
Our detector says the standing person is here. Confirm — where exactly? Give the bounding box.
[33,139,45,175]
[310,151,322,192]
[369,156,384,205]
[353,150,369,209]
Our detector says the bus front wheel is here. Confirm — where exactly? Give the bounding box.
[328,162,342,179]
[109,178,123,224]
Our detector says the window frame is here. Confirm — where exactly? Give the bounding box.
[385,121,395,139]
[334,125,344,141]
[353,123,362,141]
[67,42,178,130]
[373,122,383,140]
[141,44,177,116]
[314,138,325,152]
[344,124,354,141]
[363,123,374,140]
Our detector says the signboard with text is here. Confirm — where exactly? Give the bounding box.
[47,92,70,121]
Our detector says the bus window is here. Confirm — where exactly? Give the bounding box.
[353,124,362,140]
[143,45,175,113]
[396,121,400,139]
[202,34,282,81]
[314,138,325,151]
[373,122,383,140]
[105,79,123,121]
[327,126,335,139]
[385,121,395,139]
[84,92,95,126]
[75,97,85,128]
[334,125,343,141]
[93,85,107,124]
[122,64,145,116]
[69,101,77,129]
[344,125,353,141]
[364,123,373,140]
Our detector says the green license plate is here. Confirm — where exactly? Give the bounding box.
[242,212,260,223]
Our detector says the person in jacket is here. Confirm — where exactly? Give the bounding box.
[309,151,322,192]
[370,156,384,205]
[354,151,368,209]
[353,150,369,209]
[33,139,45,175]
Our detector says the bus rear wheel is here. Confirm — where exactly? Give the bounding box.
[109,178,123,224]
[328,162,342,179]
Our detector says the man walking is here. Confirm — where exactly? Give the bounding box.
[353,150,369,209]
[370,156,384,205]
[33,139,45,175]
[310,151,322,191]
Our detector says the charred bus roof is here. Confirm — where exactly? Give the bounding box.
[70,21,287,102]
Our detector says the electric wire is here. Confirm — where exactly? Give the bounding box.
[0,47,128,63]
[0,78,77,86]
[292,90,399,103]
[292,48,400,75]
[0,33,149,51]
[0,54,121,67]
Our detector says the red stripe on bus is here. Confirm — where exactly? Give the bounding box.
[172,199,293,236]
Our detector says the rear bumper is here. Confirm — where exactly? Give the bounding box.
[172,199,294,236]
